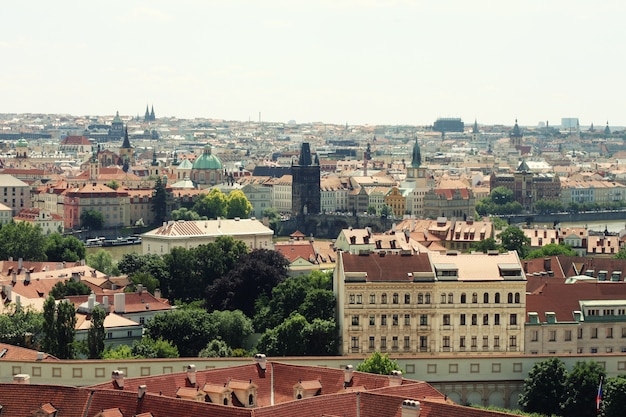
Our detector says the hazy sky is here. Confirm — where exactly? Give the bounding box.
[2,1,625,126]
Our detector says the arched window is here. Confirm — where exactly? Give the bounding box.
[249,394,254,406]
[483,292,489,304]
[381,293,388,304]
[441,294,447,304]
[507,293,513,303]
[224,398,228,405]
[425,293,431,304]
[418,293,424,304]
[393,293,399,304]
[472,293,478,303]
[460,293,466,304]
[515,292,520,303]
[448,293,453,303]
[495,293,500,303]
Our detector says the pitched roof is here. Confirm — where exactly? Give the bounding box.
[341,252,432,281]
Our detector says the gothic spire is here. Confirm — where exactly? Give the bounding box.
[411,137,421,168]
[121,127,131,149]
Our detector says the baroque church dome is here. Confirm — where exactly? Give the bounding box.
[192,145,222,170]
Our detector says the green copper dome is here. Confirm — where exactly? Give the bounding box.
[16,138,28,147]
[192,145,222,170]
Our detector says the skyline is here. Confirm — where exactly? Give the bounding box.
[2,1,626,126]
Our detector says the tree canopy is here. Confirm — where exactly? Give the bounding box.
[356,351,402,375]
[0,222,47,261]
[526,243,576,259]
[80,210,104,230]
[497,226,531,258]
[519,356,567,416]
[227,189,253,218]
[44,233,86,262]
[193,188,227,219]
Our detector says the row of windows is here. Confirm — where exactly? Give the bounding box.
[353,313,517,327]
[531,327,626,342]
[348,292,522,305]
[350,335,518,351]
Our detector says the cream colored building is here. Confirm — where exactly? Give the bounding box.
[266,175,292,214]
[560,176,626,206]
[0,202,12,225]
[13,208,64,235]
[334,250,526,356]
[0,174,31,215]
[141,218,274,255]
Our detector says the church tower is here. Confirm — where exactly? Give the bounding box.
[291,142,320,216]
[110,111,124,140]
[406,137,427,183]
[89,145,100,181]
[119,127,133,168]
[471,119,480,142]
[510,119,523,148]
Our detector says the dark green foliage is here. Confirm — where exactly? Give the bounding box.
[603,375,626,417]
[87,307,106,359]
[205,248,289,316]
[42,296,57,354]
[199,338,232,358]
[80,210,104,230]
[497,226,531,258]
[144,308,214,357]
[476,186,524,216]
[356,351,402,375]
[471,237,499,253]
[0,305,43,348]
[49,280,91,300]
[55,300,77,359]
[131,336,179,358]
[519,357,567,416]
[86,249,119,276]
[207,310,253,349]
[262,207,282,234]
[562,361,605,417]
[526,243,576,259]
[151,176,168,225]
[0,222,47,261]
[44,233,86,262]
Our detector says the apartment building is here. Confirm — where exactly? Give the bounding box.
[334,250,526,356]
[63,183,130,229]
[0,174,31,215]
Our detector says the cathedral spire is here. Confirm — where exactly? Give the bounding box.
[121,127,131,149]
[411,137,421,168]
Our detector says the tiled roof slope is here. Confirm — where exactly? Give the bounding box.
[0,384,89,416]
[526,279,626,321]
[341,252,432,281]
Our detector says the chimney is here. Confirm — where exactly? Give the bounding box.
[72,272,80,282]
[11,271,16,284]
[344,365,354,386]
[389,370,403,386]
[543,257,551,272]
[36,352,44,361]
[88,293,95,311]
[102,296,109,312]
[24,271,31,284]
[254,353,267,370]
[18,258,22,270]
[13,374,30,384]
[4,285,11,301]
[114,293,125,313]
[111,370,125,389]
[401,399,421,417]
[138,384,147,399]
[154,288,161,299]
[186,364,197,386]
[136,284,144,294]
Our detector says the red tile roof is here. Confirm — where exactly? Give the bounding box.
[341,252,432,281]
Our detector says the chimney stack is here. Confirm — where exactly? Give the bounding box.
[11,271,16,284]
[18,258,23,270]
[344,365,354,386]
[154,288,161,299]
[111,370,125,389]
[138,384,147,399]
[114,293,125,313]
[254,353,267,370]
[102,296,109,312]
[24,271,31,284]
[543,257,551,271]
[389,370,403,386]
[401,399,420,417]
[186,364,197,386]
[88,293,95,311]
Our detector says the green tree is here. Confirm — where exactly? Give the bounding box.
[193,188,227,219]
[0,221,47,261]
[151,176,168,225]
[208,310,254,349]
[199,338,232,358]
[131,336,179,358]
[471,237,499,253]
[298,289,336,322]
[55,300,77,359]
[526,243,576,259]
[87,306,106,359]
[42,296,58,354]
[144,308,214,357]
[171,207,205,221]
[126,272,160,294]
[227,189,253,218]
[613,248,626,260]
[356,351,402,375]
[490,217,508,231]
[80,210,104,230]
[0,305,44,348]
[86,249,119,276]
[44,233,86,262]
[534,198,564,214]
[491,186,514,205]
[367,205,377,215]
[603,375,626,417]
[49,280,91,299]
[563,361,605,417]
[257,312,309,356]
[303,318,339,355]
[519,356,567,416]
[497,226,531,258]
[117,252,169,290]
[380,205,393,218]
[106,180,120,190]
[102,344,135,359]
